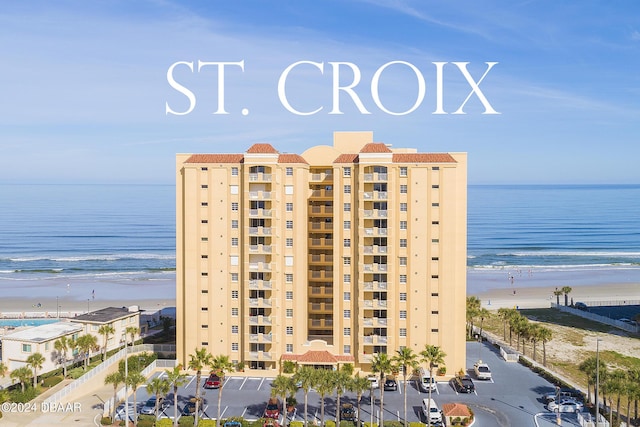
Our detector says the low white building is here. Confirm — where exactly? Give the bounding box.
[68,306,141,353]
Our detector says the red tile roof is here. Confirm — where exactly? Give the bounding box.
[360,143,392,153]
[442,403,471,417]
[185,154,244,163]
[278,154,308,164]
[392,153,457,163]
[247,143,278,154]
[334,154,359,163]
[281,350,355,364]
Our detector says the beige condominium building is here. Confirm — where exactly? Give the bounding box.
[176,131,467,374]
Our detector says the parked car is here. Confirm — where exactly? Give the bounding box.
[265,397,281,419]
[204,373,222,389]
[547,398,584,413]
[384,377,398,391]
[367,376,379,389]
[224,421,243,427]
[182,401,198,416]
[451,375,475,393]
[421,398,443,425]
[574,302,589,311]
[418,367,437,392]
[140,396,165,415]
[542,388,583,403]
[473,361,492,380]
[340,403,358,422]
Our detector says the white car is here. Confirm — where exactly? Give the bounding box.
[367,376,379,389]
[473,361,492,380]
[547,398,583,413]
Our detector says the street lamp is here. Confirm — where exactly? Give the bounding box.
[555,386,561,426]
[595,338,601,427]
[122,333,129,425]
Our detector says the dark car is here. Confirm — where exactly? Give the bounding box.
[204,373,222,389]
[340,403,358,422]
[182,401,197,416]
[452,375,475,393]
[140,396,164,415]
[574,302,589,311]
[543,388,583,403]
[384,377,398,391]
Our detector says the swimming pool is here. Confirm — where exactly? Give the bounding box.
[0,318,59,328]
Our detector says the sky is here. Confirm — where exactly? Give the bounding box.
[1,0,639,185]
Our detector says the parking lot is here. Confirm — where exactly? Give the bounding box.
[122,341,586,426]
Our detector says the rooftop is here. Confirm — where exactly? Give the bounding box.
[70,306,139,324]
[2,322,82,343]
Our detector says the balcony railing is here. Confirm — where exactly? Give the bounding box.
[249,191,272,199]
[249,244,272,253]
[248,280,272,289]
[249,209,272,217]
[311,189,333,198]
[249,262,272,271]
[309,254,333,263]
[249,298,272,307]
[309,205,334,215]
[363,210,388,218]
[363,173,388,182]
[363,246,388,254]
[309,221,332,231]
[309,303,333,312]
[310,172,333,182]
[308,318,333,328]
[248,227,272,236]
[248,315,272,325]
[248,173,272,182]
[363,264,388,272]
[309,238,333,247]
[364,228,387,236]
[363,281,388,290]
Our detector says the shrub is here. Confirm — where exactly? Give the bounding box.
[138,419,155,427]
[341,363,354,376]
[382,421,403,427]
[363,423,379,427]
[340,421,356,427]
[409,422,425,427]
[179,415,195,426]
[156,419,174,427]
[199,420,217,427]
[326,421,336,427]
[100,416,112,425]
[68,367,85,379]
[9,387,38,403]
[290,421,304,427]
[252,418,268,427]
[42,376,63,388]
[283,360,296,374]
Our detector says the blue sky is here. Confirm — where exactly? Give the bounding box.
[1,0,639,184]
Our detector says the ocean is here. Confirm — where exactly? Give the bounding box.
[1,183,639,296]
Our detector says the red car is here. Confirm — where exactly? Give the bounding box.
[265,397,281,419]
[204,373,222,389]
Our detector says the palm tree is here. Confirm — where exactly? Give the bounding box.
[392,347,418,427]
[466,296,481,339]
[126,326,139,348]
[497,308,517,341]
[348,374,371,427]
[148,376,171,419]
[510,314,528,352]
[54,336,72,378]
[607,369,626,425]
[477,307,491,338]
[538,326,553,367]
[561,286,572,306]
[293,366,316,427]
[210,354,235,427]
[104,371,125,422]
[26,352,45,388]
[10,366,33,392]
[314,369,333,427]
[188,348,213,427]
[420,345,446,427]
[76,333,98,370]
[553,288,563,306]
[528,324,541,362]
[371,352,393,427]
[333,370,351,424]
[127,371,146,426]
[0,362,7,379]
[580,356,607,405]
[272,375,295,427]
[98,324,115,362]
[165,365,188,427]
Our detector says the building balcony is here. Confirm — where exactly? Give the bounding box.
[363,245,388,254]
[309,286,332,297]
[248,351,272,360]
[308,205,334,216]
[311,189,333,199]
[308,238,333,248]
[364,228,388,236]
[308,270,333,280]
[249,191,272,199]
[362,299,388,308]
[362,317,388,327]
[308,318,333,329]
[309,221,333,231]
[363,335,388,345]
[249,209,272,217]
[363,281,388,291]
[248,172,272,182]
[310,172,333,182]
[248,226,272,236]
[363,173,388,182]
[362,191,388,200]
[249,244,272,253]
[248,315,272,325]
[363,263,388,272]
[249,262,272,271]
[249,297,272,307]
[308,254,333,264]
[363,209,388,218]
[309,302,333,313]
[249,333,273,343]
[248,280,272,289]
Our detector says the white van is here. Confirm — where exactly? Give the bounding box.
[418,368,437,392]
[421,398,442,424]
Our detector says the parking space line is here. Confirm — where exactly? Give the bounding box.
[186,376,195,388]
[258,377,265,390]
[220,406,228,419]
[239,377,248,390]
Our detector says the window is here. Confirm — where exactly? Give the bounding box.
[201,220,208,224]
[286,274,293,283]
[230,185,239,195]
[432,275,439,279]
[202,342,208,346]
[432,239,440,243]
[286,238,293,247]
[432,184,439,189]
[432,257,439,261]
[400,203,407,212]
[22,344,32,353]
[344,309,351,318]
[232,342,239,351]
[285,185,294,195]
[231,237,238,246]
[231,273,238,282]
[201,237,208,242]
[343,345,351,354]
[432,202,440,207]
[431,292,439,297]
[232,325,238,334]
[201,254,208,259]
[201,167,208,171]
[201,307,208,311]
[202,324,208,329]
[400,167,407,176]
[431,328,439,332]
[286,220,293,229]
[286,309,293,318]
[231,308,239,316]
[344,203,351,212]
[344,239,351,247]
[231,202,239,211]
[400,239,407,248]
[343,327,351,336]
[286,202,293,212]
[432,310,439,314]
[286,167,293,176]
[201,272,208,276]
[399,292,407,301]
[343,292,351,301]
[399,328,407,337]
[343,274,351,283]
[343,167,351,177]
[400,310,407,319]
[231,220,238,229]
[400,184,407,193]
[201,289,208,294]
[286,344,293,353]
[231,290,238,299]
[432,166,440,171]
[286,291,293,300]
[343,257,351,265]
[344,185,351,194]
[399,257,407,266]
[343,220,351,230]
[400,275,407,284]
[231,167,238,176]
[285,256,294,266]
[201,184,208,189]
[230,256,239,266]
[400,221,407,230]
[286,326,293,335]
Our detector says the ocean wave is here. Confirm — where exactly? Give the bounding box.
[495,250,640,258]
[469,263,640,272]
[4,253,175,262]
